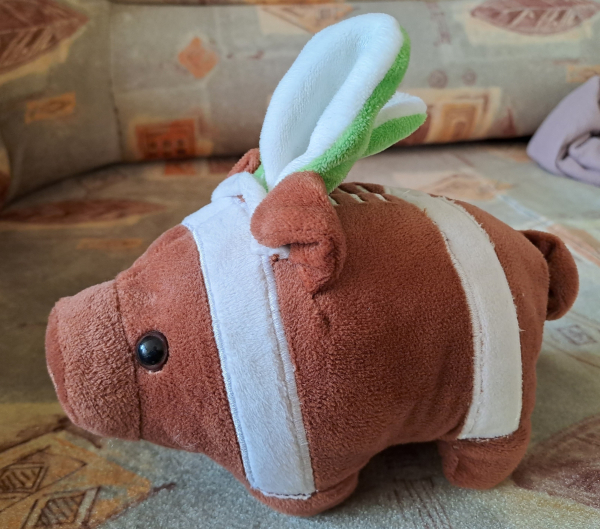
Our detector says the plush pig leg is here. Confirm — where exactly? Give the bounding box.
[437,283,536,492]
[437,423,531,489]
[436,228,579,490]
[248,472,359,516]
[434,203,566,491]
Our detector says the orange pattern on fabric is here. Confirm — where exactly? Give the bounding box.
[549,224,600,269]
[136,120,196,160]
[566,64,600,83]
[398,89,500,145]
[178,37,218,79]
[0,432,151,528]
[25,93,76,124]
[513,414,600,510]
[471,0,600,35]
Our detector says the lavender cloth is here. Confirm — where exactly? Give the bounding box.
[528,76,600,187]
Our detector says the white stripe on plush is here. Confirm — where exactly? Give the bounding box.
[385,187,522,439]
[183,173,314,498]
[260,13,403,189]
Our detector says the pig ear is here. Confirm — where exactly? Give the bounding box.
[256,13,426,195]
[522,230,579,320]
[251,171,346,294]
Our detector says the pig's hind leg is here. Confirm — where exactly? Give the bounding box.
[436,422,530,489]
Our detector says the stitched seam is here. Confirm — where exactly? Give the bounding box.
[260,253,315,495]
[181,221,247,475]
[189,222,256,488]
[442,198,521,437]
[436,231,485,438]
[386,186,521,438]
[184,196,316,498]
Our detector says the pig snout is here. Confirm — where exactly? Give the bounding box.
[45,280,141,440]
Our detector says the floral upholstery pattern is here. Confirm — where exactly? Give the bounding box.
[1,0,600,207]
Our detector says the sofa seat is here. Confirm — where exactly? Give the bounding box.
[1,141,600,528]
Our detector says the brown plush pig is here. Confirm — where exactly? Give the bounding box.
[45,15,579,516]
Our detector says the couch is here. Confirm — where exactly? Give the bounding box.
[1,1,600,527]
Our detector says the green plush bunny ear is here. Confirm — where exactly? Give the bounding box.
[256,14,426,194]
[362,92,429,157]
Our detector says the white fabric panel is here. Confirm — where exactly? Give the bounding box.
[211,171,290,258]
[385,187,523,439]
[373,92,427,128]
[260,13,403,189]
[211,170,267,214]
[183,173,314,497]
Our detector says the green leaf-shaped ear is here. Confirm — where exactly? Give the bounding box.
[257,15,427,194]
[363,113,427,158]
[363,96,428,160]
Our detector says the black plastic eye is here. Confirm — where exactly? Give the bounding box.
[135,332,168,371]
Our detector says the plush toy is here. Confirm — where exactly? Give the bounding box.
[45,14,579,516]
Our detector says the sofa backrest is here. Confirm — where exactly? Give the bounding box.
[1,0,600,208]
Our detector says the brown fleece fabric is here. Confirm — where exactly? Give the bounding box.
[46,281,140,440]
[228,148,261,177]
[522,230,579,320]
[115,224,244,479]
[435,202,557,490]
[273,182,475,498]
[252,171,347,293]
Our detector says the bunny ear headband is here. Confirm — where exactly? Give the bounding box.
[212,13,426,215]
[256,13,426,193]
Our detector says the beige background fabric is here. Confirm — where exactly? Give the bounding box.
[1,141,599,527]
[1,0,600,206]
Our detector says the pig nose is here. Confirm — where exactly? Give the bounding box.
[45,280,141,440]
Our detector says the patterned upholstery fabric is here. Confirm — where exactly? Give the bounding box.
[1,0,600,207]
[1,141,600,528]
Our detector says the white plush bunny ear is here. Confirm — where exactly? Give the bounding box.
[255,13,426,193]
